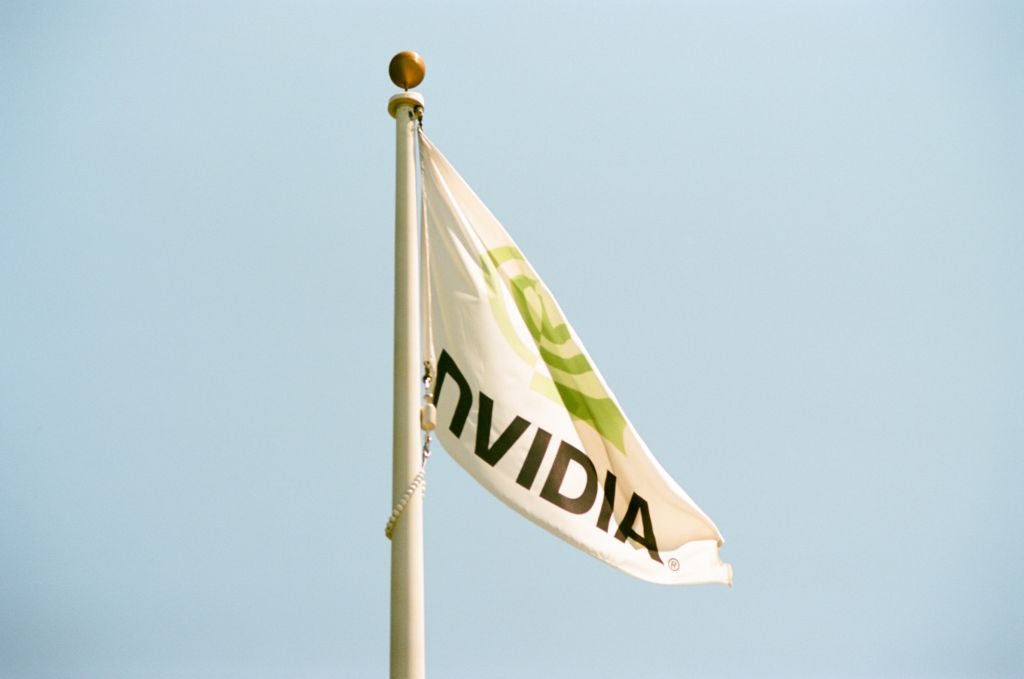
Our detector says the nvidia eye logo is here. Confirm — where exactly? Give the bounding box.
[479,247,628,455]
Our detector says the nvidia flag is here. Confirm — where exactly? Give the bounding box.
[420,131,732,585]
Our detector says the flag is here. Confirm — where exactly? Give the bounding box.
[420,131,732,585]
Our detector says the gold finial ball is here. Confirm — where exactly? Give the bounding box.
[389,51,426,90]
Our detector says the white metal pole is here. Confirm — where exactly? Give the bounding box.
[388,79,425,679]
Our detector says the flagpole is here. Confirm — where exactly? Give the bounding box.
[387,51,426,679]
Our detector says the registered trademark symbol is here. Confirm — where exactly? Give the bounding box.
[667,558,680,571]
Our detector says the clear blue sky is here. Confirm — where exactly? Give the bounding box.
[2,2,1021,677]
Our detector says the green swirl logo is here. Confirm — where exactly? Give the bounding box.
[480,246,628,455]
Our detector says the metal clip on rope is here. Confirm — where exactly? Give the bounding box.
[385,362,436,540]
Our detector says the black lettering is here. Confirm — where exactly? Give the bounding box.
[433,349,472,437]
[515,428,551,490]
[539,441,598,515]
[596,470,617,532]
[614,492,663,563]
[475,392,530,466]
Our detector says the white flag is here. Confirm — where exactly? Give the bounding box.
[421,131,732,585]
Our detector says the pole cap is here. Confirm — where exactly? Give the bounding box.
[389,51,426,90]
[388,91,424,118]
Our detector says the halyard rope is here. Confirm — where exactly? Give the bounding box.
[385,129,435,541]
